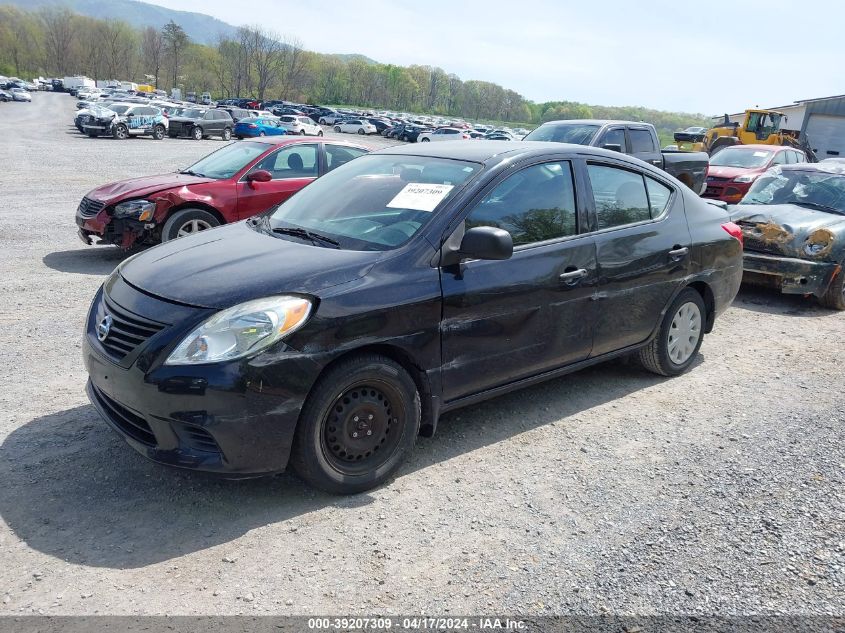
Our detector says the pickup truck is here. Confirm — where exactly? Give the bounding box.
[524,119,709,194]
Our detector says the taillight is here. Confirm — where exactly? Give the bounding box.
[721,221,743,248]
[247,124,257,128]
[462,134,469,139]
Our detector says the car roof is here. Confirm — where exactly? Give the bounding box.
[725,144,789,151]
[776,163,845,176]
[372,139,629,164]
[244,136,369,149]
[540,119,654,127]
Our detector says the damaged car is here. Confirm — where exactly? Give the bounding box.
[82,103,168,140]
[76,137,370,249]
[731,163,845,309]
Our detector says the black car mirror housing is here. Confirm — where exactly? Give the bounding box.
[442,226,513,266]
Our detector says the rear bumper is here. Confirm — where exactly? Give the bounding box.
[742,251,841,297]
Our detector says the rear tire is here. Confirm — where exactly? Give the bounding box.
[221,127,232,141]
[317,130,323,137]
[161,208,219,242]
[291,354,420,494]
[152,124,165,140]
[421,138,430,142]
[637,288,706,376]
[820,269,845,310]
[358,128,365,135]
[334,126,341,133]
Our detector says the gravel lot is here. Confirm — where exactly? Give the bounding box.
[0,93,842,617]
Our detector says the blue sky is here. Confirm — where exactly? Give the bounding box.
[147,0,842,115]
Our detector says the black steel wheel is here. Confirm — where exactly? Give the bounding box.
[291,354,420,494]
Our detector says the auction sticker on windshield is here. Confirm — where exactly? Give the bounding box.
[387,183,454,212]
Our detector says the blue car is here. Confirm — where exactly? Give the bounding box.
[234,117,286,139]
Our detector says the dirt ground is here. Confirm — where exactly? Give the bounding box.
[0,93,842,616]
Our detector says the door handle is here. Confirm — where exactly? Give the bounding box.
[559,268,588,284]
[668,246,689,259]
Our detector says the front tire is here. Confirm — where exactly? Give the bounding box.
[421,137,430,142]
[820,268,845,310]
[112,124,129,140]
[317,130,323,137]
[334,126,341,133]
[191,126,203,141]
[637,288,706,376]
[291,354,421,494]
[161,208,219,242]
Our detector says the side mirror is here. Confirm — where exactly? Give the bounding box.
[246,170,272,185]
[602,143,622,152]
[458,226,513,261]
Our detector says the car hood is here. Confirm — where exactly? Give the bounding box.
[707,165,763,179]
[730,203,845,261]
[168,116,202,123]
[119,221,382,309]
[86,173,215,204]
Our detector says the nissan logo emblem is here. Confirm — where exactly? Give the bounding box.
[97,315,113,342]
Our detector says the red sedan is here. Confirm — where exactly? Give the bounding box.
[702,144,807,203]
[76,137,369,249]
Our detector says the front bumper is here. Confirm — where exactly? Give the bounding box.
[742,251,841,297]
[83,279,322,475]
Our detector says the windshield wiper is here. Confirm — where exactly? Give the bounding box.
[789,200,845,215]
[180,169,206,177]
[272,226,340,248]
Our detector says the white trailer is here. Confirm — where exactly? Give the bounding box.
[62,76,95,91]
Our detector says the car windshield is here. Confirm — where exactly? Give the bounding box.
[710,148,773,168]
[523,123,600,144]
[182,109,205,118]
[265,154,481,250]
[742,168,845,214]
[182,142,268,179]
[109,105,131,114]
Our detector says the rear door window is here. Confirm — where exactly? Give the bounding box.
[629,128,656,153]
[587,164,652,229]
[326,145,369,172]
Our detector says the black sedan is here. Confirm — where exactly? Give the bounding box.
[167,107,234,140]
[730,162,845,309]
[83,142,743,493]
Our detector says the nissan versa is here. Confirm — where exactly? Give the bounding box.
[83,141,744,494]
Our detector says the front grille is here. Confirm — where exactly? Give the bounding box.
[78,196,105,219]
[182,426,220,453]
[91,384,156,446]
[99,295,167,361]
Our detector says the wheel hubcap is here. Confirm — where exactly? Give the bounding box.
[667,302,701,365]
[177,219,212,237]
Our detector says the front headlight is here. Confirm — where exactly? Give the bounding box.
[733,174,757,184]
[165,296,313,365]
[114,199,156,221]
[803,229,834,256]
